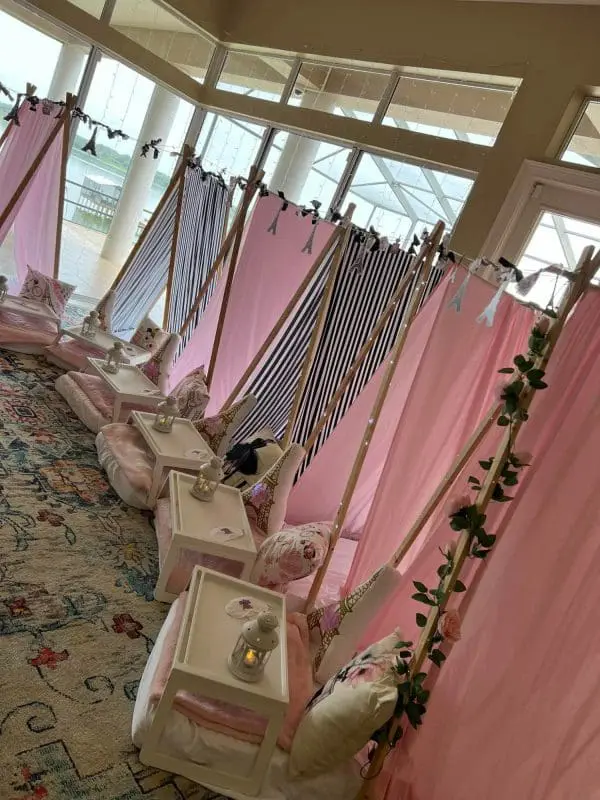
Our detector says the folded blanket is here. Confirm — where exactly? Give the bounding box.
[101,423,154,492]
[149,593,314,751]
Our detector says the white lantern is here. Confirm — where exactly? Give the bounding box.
[81,309,99,339]
[0,275,8,304]
[104,340,124,374]
[153,395,178,433]
[228,611,280,683]
[190,457,224,502]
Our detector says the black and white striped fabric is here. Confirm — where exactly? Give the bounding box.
[111,185,179,338]
[235,232,444,471]
[166,169,228,349]
[234,240,338,442]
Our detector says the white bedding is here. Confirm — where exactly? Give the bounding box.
[132,600,362,800]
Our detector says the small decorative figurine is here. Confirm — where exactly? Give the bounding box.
[81,310,99,339]
[152,395,178,433]
[190,457,224,502]
[104,341,124,374]
[228,611,280,683]
[0,275,8,304]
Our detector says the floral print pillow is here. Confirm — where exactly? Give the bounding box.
[306,630,401,711]
[242,444,305,536]
[172,367,209,422]
[19,266,75,318]
[250,522,331,589]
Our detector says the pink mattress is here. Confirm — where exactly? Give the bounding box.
[288,537,357,607]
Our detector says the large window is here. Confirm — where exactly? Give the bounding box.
[217,52,293,102]
[344,152,474,245]
[110,0,215,82]
[561,99,600,168]
[287,63,390,122]
[263,130,352,210]
[383,69,519,147]
[196,113,266,177]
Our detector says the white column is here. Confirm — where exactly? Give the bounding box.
[48,43,88,100]
[101,85,180,265]
[269,91,336,204]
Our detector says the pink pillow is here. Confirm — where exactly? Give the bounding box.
[20,266,75,318]
[250,522,331,588]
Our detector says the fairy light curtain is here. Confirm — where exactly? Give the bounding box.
[165,169,228,347]
[236,233,444,463]
[111,184,178,337]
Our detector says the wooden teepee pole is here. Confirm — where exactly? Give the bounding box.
[305,222,445,611]
[206,166,263,390]
[302,240,434,456]
[219,215,347,412]
[163,145,193,327]
[281,204,356,449]
[0,100,69,233]
[178,182,252,339]
[358,245,600,799]
[53,93,75,279]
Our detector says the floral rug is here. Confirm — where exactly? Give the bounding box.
[0,351,231,800]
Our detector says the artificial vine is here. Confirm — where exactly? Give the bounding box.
[369,312,552,757]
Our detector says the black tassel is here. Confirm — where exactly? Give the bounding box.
[4,94,22,126]
[82,126,98,157]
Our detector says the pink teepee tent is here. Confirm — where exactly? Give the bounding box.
[0,94,73,287]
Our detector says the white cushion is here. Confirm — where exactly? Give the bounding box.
[307,564,402,683]
[242,443,305,536]
[289,631,401,779]
[194,394,257,457]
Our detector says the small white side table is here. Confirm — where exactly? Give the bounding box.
[86,357,163,422]
[155,471,257,602]
[131,411,215,506]
[140,567,288,797]
[58,325,149,365]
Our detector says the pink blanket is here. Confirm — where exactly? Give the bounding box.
[149,594,314,751]
[71,372,114,419]
[101,423,154,492]
[47,339,106,370]
[0,308,57,346]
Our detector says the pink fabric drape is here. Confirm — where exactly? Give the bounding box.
[287,274,447,528]
[346,271,533,592]
[378,289,600,800]
[179,193,336,412]
[0,102,66,287]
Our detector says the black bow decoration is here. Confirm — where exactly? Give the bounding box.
[141,138,162,159]
[498,256,524,284]
[223,438,276,480]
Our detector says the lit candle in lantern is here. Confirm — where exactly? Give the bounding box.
[243,649,258,667]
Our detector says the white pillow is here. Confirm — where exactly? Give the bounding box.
[242,443,305,536]
[223,427,283,490]
[307,564,401,683]
[289,631,401,779]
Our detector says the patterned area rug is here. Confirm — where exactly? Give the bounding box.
[0,351,231,800]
